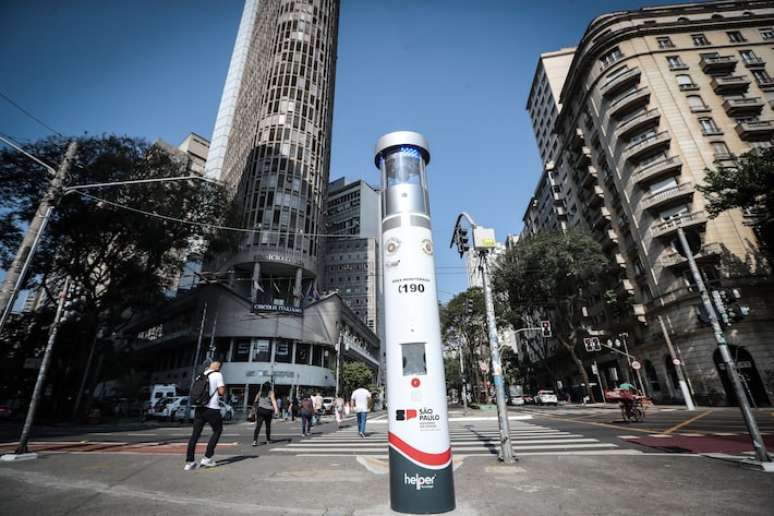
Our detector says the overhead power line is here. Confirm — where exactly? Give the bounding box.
[0,90,63,137]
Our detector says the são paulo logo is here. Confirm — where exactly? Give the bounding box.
[395,409,417,421]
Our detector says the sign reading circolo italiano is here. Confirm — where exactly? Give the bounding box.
[252,303,303,316]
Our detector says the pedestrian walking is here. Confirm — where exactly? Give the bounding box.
[334,395,344,427]
[300,392,314,436]
[312,391,324,425]
[350,385,371,438]
[252,381,278,446]
[276,395,284,419]
[185,361,225,471]
[283,396,290,420]
[291,395,299,421]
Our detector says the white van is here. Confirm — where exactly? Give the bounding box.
[149,384,177,412]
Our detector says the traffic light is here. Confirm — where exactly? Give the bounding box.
[541,320,551,338]
[583,338,592,352]
[465,298,474,316]
[455,226,470,257]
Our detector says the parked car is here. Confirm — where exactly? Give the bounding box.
[522,395,534,405]
[508,396,525,406]
[0,405,12,418]
[322,397,334,414]
[535,390,558,406]
[179,399,234,423]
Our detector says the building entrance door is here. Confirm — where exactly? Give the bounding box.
[713,346,771,407]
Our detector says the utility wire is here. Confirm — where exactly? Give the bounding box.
[0,90,63,137]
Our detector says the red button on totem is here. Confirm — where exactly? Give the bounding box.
[411,377,421,388]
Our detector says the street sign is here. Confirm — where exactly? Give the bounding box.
[631,360,641,370]
[672,358,681,366]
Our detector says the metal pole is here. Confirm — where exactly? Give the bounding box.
[677,227,769,462]
[13,278,70,455]
[480,253,514,462]
[592,361,606,406]
[657,315,695,411]
[458,342,468,414]
[72,328,99,418]
[189,302,207,392]
[620,335,646,395]
[334,333,342,399]
[0,141,78,336]
[206,311,219,362]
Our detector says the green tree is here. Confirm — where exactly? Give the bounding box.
[697,147,774,263]
[444,355,462,397]
[341,361,374,398]
[0,135,235,412]
[493,229,609,402]
[440,287,486,400]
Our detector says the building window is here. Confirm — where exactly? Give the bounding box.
[687,95,708,111]
[699,117,721,135]
[692,34,710,46]
[740,50,762,65]
[752,69,773,85]
[295,342,311,364]
[252,339,272,362]
[274,339,293,363]
[233,339,251,362]
[676,74,697,90]
[727,31,746,43]
[657,36,675,49]
[760,28,774,41]
[711,141,731,158]
[600,47,624,67]
[666,55,686,69]
[312,345,324,367]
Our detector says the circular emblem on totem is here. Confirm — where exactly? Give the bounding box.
[411,377,421,388]
[421,239,433,255]
[385,238,401,255]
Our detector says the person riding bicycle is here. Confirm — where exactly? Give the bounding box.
[618,383,637,420]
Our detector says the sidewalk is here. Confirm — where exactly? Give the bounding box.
[1,445,771,515]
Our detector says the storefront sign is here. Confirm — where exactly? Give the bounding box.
[252,303,303,316]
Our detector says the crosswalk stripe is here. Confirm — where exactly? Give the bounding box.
[272,443,616,453]
[283,438,600,448]
[305,435,585,443]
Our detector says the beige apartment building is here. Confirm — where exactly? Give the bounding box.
[524,1,774,406]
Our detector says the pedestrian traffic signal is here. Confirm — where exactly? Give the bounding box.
[541,320,551,338]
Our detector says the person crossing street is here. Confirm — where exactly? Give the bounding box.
[185,361,225,471]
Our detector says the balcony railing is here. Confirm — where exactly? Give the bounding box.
[710,75,750,94]
[742,56,765,68]
[659,241,723,268]
[623,131,670,162]
[722,97,764,116]
[630,155,682,186]
[700,55,738,74]
[735,119,774,139]
[640,182,694,211]
[651,211,707,239]
[608,87,650,119]
[615,108,660,139]
[600,67,642,98]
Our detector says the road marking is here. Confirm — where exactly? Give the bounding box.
[664,410,713,435]
[525,413,661,434]
[283,438,601,448]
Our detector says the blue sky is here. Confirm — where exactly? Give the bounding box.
[1,0,665,302]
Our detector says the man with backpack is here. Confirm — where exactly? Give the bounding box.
[185,361,225,471]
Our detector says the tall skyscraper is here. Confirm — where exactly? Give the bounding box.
[206,0,340,306]
[521,0,774,407]
[119,0,381,405]
[322,177,380,331]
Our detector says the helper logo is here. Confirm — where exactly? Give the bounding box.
[395,409,417,421]
[404,472,436,490]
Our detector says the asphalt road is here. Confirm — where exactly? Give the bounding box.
[1,408,773,515]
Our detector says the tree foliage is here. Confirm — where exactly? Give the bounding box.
[697,147,774,262]
[0,135,237,413]
[0,135,235,327]
[341,361,374,397]
[493,229,609,400]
